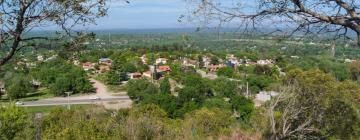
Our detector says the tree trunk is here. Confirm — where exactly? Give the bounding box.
[357,32,360,47]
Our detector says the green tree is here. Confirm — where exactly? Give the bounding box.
[203,98,232,110]
[127,78,159,102]
[141,94,177,118]
[106,70,119,85]
[49,76,72,96]
[160,77,171,94]
[211,78,238,97]
[125,104,168,140]
[230,96,254,121]
[254,65,274,76]
[349,61,360,81]
[32,59,93,96]
[0,105,29,140]
[0,0,108,66]
[183,108,234,139]
[217,67,234,78]
[5,74,34,99]
[247,75,273,94]
[210,56,219,65]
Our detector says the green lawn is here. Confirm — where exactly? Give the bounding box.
[23,104,95,114]
[0,88,54,102]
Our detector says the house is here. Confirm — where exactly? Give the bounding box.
[226,56,240,67]
[27,62,37,68]
[183,58,197,68]
[345,59,356,63]
[45,55,57,62]
[129,72,142,79]
[290,56,300,59]
[209,64,225,72]
[82,62,94,71]
[226,54,236,60]
[158,65,172,72]
[99,58,112,66]
[37,55,44,61]
[143,71,152,78]
[97,65,110,73]
[31,80,41,88]
[140,55,147,64]
[202,56,211,68]
[255,91,279,105]
[245,60,257,66]
[0,81,5,93]
[156,58,168,65]
[73,60,81,66]
[257,59,274,65]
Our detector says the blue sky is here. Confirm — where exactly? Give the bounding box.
[88,0,189,29]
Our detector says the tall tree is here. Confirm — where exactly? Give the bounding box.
[159,77,171,94]
[0,105,29,140]
[0,0,110,66]
[186,0,360,46]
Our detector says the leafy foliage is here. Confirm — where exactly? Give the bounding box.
[0,105,29,140]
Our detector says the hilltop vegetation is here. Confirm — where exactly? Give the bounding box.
[0,33,360,139]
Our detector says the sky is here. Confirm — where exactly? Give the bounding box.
[88,0,189,29]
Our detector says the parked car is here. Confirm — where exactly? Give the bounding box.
[15,101,24,106]
[89,96,101,100]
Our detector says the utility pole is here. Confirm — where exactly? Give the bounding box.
[331,43,336,57]
[246,82,249,98]
[65,91,73,110]
[108,33,111,48]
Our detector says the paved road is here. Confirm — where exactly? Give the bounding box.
[21,79,132,107]
[22,96,130,106]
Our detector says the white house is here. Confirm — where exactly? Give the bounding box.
[183,58,197,68]
[256,91,279,102]
[155,58,168,65]
[140,55,147,64]
[0,81,5,93]
[37,55,44,61]
[257,59,274,65]
[345,59,356,63]
[202,56,211,68]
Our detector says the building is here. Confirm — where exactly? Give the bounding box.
[202,56,211,68]
[345,59,356,63]
[183,58,197,68]
[45,55,57,62]
[140,55,147,64]
[156,58,168,65]
[158,65,172,72]
[257,59,274,65]
[209,64,225,72]
[97,65,110,73]
[142,71,152,78]
[37,55,44,61]
[291,56,300,59]
[82,62,94,71]
[128,72,142,79]
[255,91,279,102]
[99,58,112,66]
[73,60,81,66]
[0,81,5,93]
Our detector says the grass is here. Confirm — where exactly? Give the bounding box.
[0,88,54,102]
[22,104,95,114]
[107,84,127,93]
[21,89,54,101]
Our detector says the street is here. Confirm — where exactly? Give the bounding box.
[21,79,132,108]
